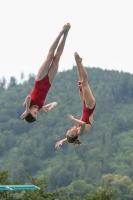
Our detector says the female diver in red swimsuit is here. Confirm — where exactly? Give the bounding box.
[55,52,96,147]
[21,23,71,123]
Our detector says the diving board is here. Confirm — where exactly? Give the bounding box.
[0,185,40,191]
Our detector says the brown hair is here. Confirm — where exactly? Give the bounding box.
[67,135,82,145]
[24,113,36,123]
[24,113,46,124]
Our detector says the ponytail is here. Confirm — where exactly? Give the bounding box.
[73,139,82,145]
[36,120,46,124]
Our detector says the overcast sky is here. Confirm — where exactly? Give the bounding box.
[0,0,133,83]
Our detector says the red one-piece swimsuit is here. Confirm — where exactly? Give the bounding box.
[29,75,51,110]
[78,81,96,126]
[79,102,96,125]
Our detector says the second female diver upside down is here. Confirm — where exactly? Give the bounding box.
[55,52,96,147]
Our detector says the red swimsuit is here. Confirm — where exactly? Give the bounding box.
[79,102,96,125]
[29,75,51,110]
[78,81,96,126]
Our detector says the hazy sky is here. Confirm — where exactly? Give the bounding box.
[0,0,133,83]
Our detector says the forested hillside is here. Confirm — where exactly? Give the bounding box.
[0,67,133,198]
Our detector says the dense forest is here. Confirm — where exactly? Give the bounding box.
[0,66,133,199]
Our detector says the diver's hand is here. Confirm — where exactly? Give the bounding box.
[43,107,50,113]
[55,140,63,148]
[67,114,74,120]
[20,111,28,120]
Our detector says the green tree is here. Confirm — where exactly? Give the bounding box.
[102,174,133,199]
[0,170,21,200]
[8,76,17,87]
[21,173,63,200]
[81,188,118,200]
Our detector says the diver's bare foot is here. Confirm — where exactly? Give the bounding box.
[74,52,82,63]
[60,23,71,35]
